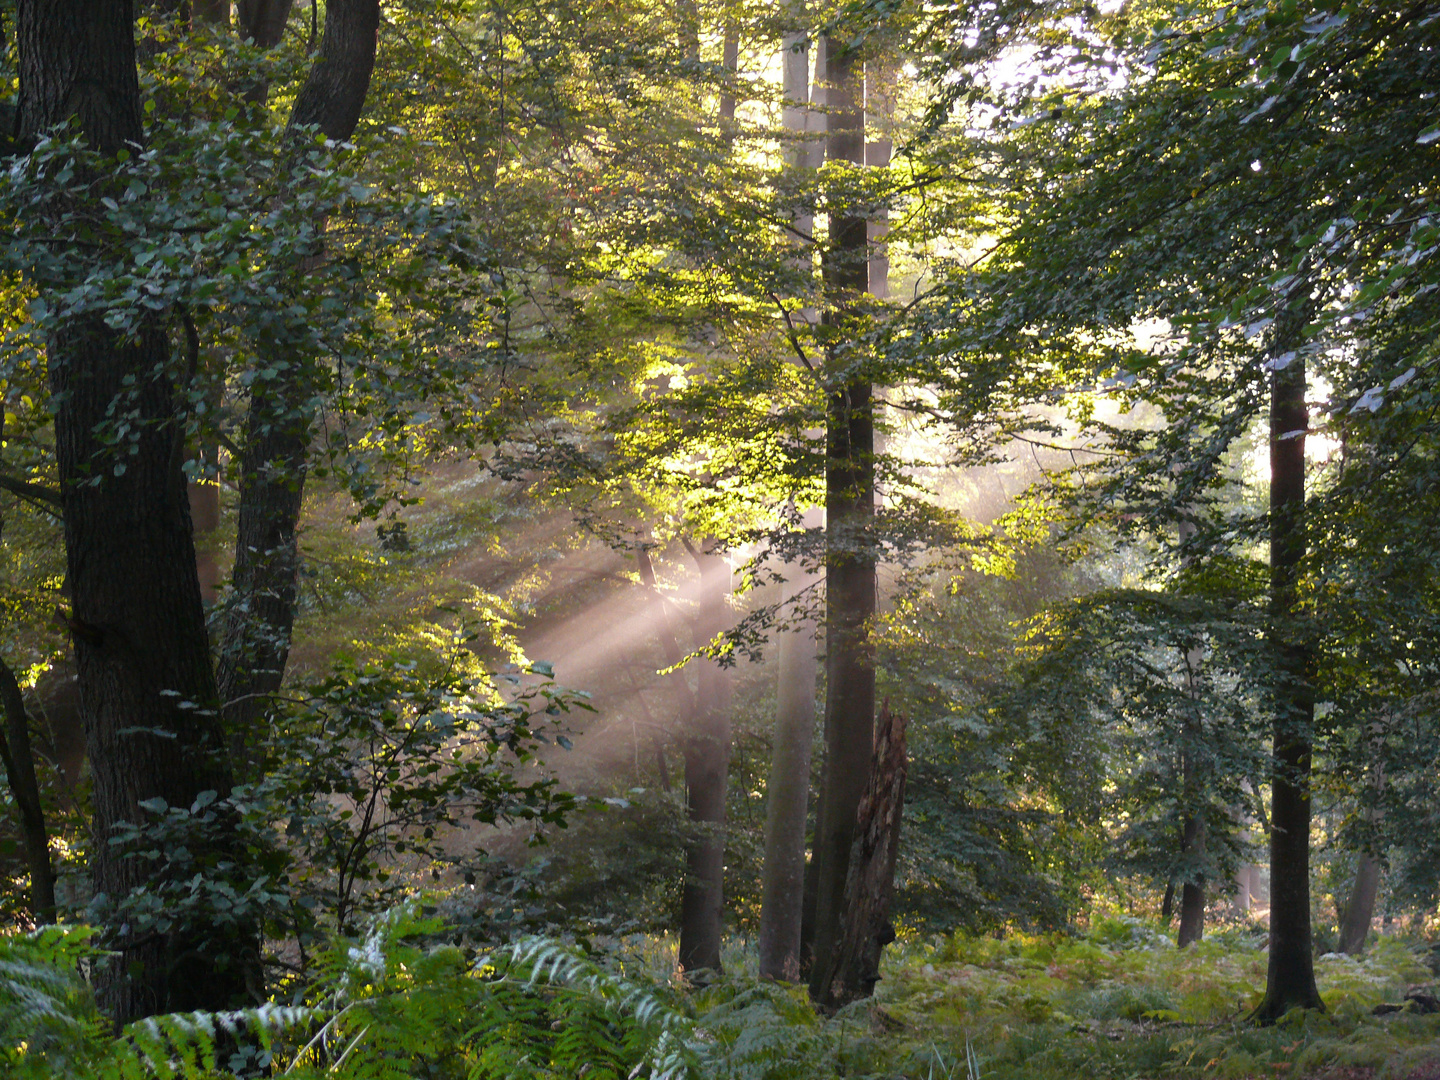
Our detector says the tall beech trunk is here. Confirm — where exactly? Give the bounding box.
[678,545,733,978]
[1338,753,1386,955]
[758,11,818,984]
[1253,327,1323,1021]
[807,38,875,1003]
[16,0,258,1019]
[1177,612,1206,949]
[812,701,906,1010]
[759,562,817,980]
[0,656,56,923]
[1177,813,1206,947]
[1338,853,1381,955]
[216,0,379,761]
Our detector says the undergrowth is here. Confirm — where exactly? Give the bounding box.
[5,911,1438,1080]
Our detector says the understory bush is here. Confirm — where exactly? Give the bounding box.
[5,915,1438,1080]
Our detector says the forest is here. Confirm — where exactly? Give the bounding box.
[1,0,1439,1077]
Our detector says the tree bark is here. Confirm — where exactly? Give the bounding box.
[813,700,906,1011]
[1252,326,1323,1021]
[1176,525,1206,948]
[0,656,57,923]
[237,0,294,47]
[216,0,380,764]
[16,0,258,1020]
[758,560,817,981]
[1176,813,1206,948]
[807,37,875,1004]
[678,543,732,979]
[1338,753,1386,956]
[1337,852,1380,955]
[758,10,818,985]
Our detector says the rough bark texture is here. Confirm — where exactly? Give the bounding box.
[0,656,57,922]
[678,545,733,979]
[807,38,875,1004]
[758,565,817,981]
[1253,332,1324,1021]
[216,0,379,761]
[16,0,258,1020]
[813,701,906,1011]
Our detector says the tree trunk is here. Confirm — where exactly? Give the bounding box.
[813,701,906,1011]
[864,59,896,300]
[1176,813,1206,948]
[807,36,875,1004]
[758,9,818,985]
[16,0,259,1020]
[1174,517,1207,948]
[1337,852,1380,955]
[758,561,817,981]
[1252,328,1323,1021]
[216,0,380,763]
[1338,752,1386,956]
[678,544,732,979]
[237,0,294,47]
[0,656,57,923]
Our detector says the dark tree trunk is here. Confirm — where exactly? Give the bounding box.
[758,568,817,981]
[813,701,906,1011]
[192,0,228,26]
[1162,880,1175,919]
[16,0,258,1020]
[237,0,294,47]
[216,0,379,761]
[1253,335,1323,1021]
[1176,812,1206,948]
[0,656,57,923]
[807,37,875,1005]
[678,544,732,979]
[1176,522,1206,948]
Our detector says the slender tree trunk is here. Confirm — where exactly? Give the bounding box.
[1177,813,1206,947]
[0,656,57,923]
[864,59,896,300]
[216,0,379,763]
[1337,853,1381,955]
[758,11,819,985]
[807,38,875,1004]
[678,543,733,978]
[1338,752,1386,955]
[1177,614,1206,948]
[759,559,817,980]
[16,0,258,1020]
[1253,325,1323,1021]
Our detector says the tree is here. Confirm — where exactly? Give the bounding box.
[804,34,877,999]
[215,0,381,766]
[14,0,258,1019]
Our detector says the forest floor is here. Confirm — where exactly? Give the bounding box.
[660,920,1440,1080]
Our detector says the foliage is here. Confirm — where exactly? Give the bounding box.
[252,617,584,941]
